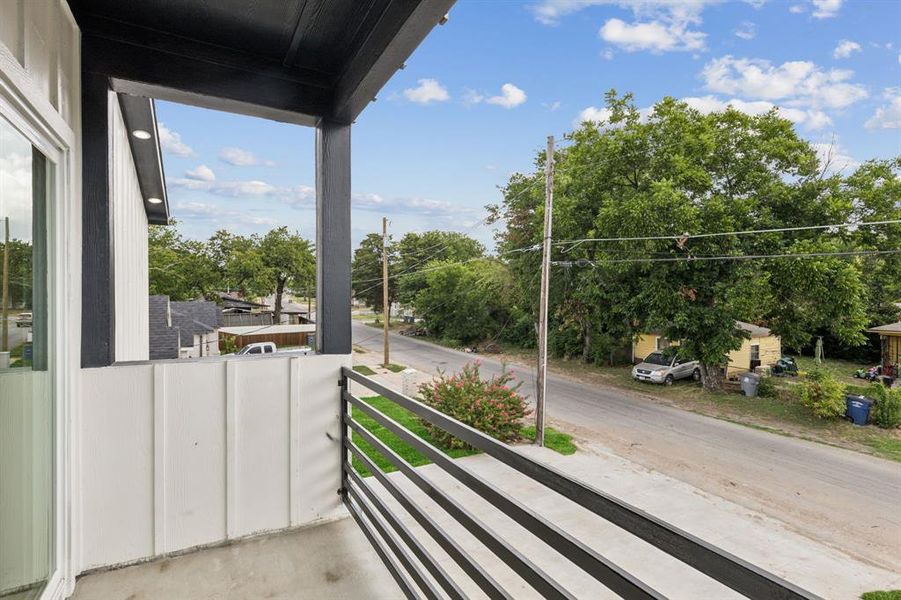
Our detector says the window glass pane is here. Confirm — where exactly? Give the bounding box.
[0,114,52,599]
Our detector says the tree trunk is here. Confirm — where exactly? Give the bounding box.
[274,278,285,323]
[700,362,723,391]
[582,321,592,363]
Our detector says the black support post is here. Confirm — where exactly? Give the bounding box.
[81,70,115,368]
[315,119,351,354]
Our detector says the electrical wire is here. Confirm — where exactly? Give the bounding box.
[552,248,901,267]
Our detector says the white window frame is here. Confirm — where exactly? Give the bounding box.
[0,38,79,600]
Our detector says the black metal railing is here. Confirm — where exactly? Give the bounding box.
[339,367,820,600]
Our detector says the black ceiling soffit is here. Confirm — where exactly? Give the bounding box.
[116,94,169,225]
[67,0,456,126]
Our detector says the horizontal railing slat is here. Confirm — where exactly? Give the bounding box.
[342,367,821,600]
[345,390,663,600]
[345,415,576,600]
[344,494,419,600]
[346,440,511,600]
[347,482,444,600]
[347,467,468,600]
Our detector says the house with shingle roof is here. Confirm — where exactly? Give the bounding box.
[149,295,222,359]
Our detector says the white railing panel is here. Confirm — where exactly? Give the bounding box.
[78,354,349,574]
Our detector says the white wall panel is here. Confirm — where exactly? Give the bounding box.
[79,366,154,570]
[110,94,149,362]
[162,361,227,552]
[232,359,291,536]
[78,354,349,573]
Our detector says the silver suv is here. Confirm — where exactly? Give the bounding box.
[632,350,700,385]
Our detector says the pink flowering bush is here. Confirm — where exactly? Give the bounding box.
[418,361,531,449]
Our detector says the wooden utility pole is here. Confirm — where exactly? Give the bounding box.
[535,136,554,447]
[1,217,9,352]
[382,216,390,367]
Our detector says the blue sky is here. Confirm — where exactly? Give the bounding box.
[156,0,900,250]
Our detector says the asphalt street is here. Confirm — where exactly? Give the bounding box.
[352,319,901,572]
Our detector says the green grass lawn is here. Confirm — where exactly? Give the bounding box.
[351,396,577,476]
[352,364,377,376]
[862,591,901,600]
[794,355,875,389]
[521,425,578,455]
[384,363,406,373]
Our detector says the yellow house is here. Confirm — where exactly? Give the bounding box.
[866,321,900,379]
[633,321,781,377]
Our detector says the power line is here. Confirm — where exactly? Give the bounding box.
[552,248,901,267]
[555,219,901,252]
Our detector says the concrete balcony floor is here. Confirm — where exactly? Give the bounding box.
[71,517,400,600]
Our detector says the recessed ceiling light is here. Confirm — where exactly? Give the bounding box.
[132,129,152,140]
[147,197,163,204]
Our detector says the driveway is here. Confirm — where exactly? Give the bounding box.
[352,320,901,573]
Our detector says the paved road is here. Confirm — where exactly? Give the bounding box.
[352,320,901,572]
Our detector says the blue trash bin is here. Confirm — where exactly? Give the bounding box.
[845,395,873,425]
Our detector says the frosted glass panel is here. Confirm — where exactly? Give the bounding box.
[0,114,52,598]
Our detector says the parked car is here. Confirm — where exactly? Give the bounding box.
[14,312,32,328]
[236,341,277,355]
[632,349,700,385]
[233,342,312,356]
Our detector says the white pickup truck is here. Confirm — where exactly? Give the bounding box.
[235,342,312,356]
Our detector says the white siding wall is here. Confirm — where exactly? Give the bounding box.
[0,0,79,130]
[78,354,350,572]
[110,94,150,362]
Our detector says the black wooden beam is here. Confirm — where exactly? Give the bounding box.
[332,0,456,124]
[81,71,115,368]
[315,120,351,354]
[117,94,169,225]
[79,15,333,126]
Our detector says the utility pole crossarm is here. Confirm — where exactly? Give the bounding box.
[535,136,554,447]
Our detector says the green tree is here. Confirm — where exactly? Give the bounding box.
[259,227,315,322]
[395,231,484,304]
[494,91,885,390]
[148,223,218,300]
[206,230,269,299]
[352,233,397,317]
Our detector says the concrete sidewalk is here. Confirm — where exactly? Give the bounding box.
[351,352,901,599]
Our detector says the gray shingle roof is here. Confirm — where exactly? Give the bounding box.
[149,296,221,359]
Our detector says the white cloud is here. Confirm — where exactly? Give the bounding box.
[486,83,527,109]
[743,0,767,8]
[576,106,613,127]
[531,0,715,26]
[599,17,705,53]
[682,95,832,129]
[462,88,485,107]
[544,101,562,112]
[174,201,278,228]
[865,92,901,130]
[810,0,843,19]
[833,39,861,59]
[219,147,275,167]
[170,176,315,206]
[463,83,527,109]
[351,192,479,218]
[788,4,805,13]
[734,21,756,40]
[700,55,868,109]
[185,164,216,182]
[157,123,193,157]
[600,48,615,60]
[402,79,450,104]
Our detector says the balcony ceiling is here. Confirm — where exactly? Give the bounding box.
[67,0,455,125]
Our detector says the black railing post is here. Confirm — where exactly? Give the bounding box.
[338,372,349,501]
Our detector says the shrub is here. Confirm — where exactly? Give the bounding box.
[418,361,531,449]
[868,384,901,429]
[757,376,778,398]
[795,368,846,419]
